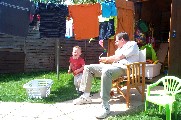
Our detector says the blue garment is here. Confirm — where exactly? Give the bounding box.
[99,18,115,40]
[101,1,117,18]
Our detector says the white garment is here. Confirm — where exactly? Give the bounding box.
[65,18,73,38]
[98,15,108,22]
[74,73,82,90]
[112,41,139,68]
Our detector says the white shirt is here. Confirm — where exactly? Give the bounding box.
[112,41,139,68]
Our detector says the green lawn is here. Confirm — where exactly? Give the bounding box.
[0,70,180,120]
[0,69,101,103]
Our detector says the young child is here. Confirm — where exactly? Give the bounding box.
[68,46,85,95]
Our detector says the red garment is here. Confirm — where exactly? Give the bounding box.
[68,3,101,40]
[69,57,85,75]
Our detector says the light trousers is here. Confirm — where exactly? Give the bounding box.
[74,73,83,91]
[79,64,126,102]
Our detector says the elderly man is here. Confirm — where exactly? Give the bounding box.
[73,32,139,119]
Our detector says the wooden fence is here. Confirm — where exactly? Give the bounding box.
[0,33,108,73]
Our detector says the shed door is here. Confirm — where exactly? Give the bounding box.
[169,0,181,77]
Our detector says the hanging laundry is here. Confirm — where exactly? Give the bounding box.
[99,39,104,48]
[99,17,115,41]
[29,3,40,30]
[98,39,107,58]
[38,2,68,38]
[65,18,73,38]
[0,0,35,37]
[68,3,101,40]
[116,0,134,40]
[101,0,117,18]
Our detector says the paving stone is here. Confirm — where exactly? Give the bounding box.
[0,85,165,120]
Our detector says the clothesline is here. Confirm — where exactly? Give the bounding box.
[30,0,116,5]
[0,1,30,11]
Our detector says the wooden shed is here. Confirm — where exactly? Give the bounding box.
[108,0,181,78]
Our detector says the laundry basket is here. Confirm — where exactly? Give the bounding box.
[23,79,53,99]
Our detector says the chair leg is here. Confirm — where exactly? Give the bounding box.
[126,88,130,108]
[159,105,162,113]
[173,102,178,120]
[165,104,171,120]
[142,84,145,102]
[145,100,148,111]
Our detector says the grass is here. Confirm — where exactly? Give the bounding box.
[0,69,101,103]
[0,70,181,120]
[107,99,181,120]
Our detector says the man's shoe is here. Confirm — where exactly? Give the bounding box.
[96,104,110,119]
[73,95,92,105]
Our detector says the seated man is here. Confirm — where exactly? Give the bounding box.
[73,32,139,119]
